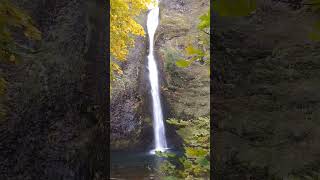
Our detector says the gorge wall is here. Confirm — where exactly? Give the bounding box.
[213,0,320,178]
[0,0,109,179]
[110,0,210,151]
[156,0,210,120]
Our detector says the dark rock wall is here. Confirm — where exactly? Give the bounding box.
[110,14,153,150]
[0,0,108,179]
[213,0,320,178]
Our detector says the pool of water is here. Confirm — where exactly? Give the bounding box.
[110,151,161,179]
[110,150,182,179]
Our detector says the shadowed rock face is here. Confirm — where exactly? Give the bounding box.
[212,0,320,178]
[0,0,109,179]
[110,13,154,151]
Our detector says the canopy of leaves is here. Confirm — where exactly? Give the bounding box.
[110,0,151,81]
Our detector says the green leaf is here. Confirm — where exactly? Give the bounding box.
[175,59,191,68]
[179,156,192,169]
[185,147,208,158]
[213,0,256,17]
[198,10,210,30]
[185,45,202,55]
[195,157,210,167]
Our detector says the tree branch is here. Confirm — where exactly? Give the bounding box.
[201,30,210,36]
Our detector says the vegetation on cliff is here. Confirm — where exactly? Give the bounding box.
[157,117,210,180]
[156,8,211,179]
[110,0,151,81]
[175,10,210,69]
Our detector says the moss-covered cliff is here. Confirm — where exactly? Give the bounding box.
[156,0,210,120]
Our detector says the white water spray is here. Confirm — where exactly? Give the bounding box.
[147,0,168,154]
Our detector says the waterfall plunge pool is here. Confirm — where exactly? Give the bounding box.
[110,149,183,179]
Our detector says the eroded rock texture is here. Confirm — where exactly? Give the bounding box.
[213,0,320,178]
[0,0,109,179]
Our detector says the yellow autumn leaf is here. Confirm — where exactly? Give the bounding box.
[110,0,151,61]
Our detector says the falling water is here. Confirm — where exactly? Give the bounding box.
[147,0,168,154]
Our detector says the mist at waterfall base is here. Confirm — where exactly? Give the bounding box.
[110,2,175,179]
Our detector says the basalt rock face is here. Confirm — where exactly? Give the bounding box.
[110,0,211,151]
[110,14,153,151]
[0,0,108,179]
[152,0,210,149]
[213,0,320,178]
[156,0,210,120]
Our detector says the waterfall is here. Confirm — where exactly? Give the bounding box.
[147,0,168,154]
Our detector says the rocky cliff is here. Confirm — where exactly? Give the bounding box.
[110,0,210,151]
[213,0,320,178]
[0,0,109,179]
[110,13,154,151]
[156,0,210,120]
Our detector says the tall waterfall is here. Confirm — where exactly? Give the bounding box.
[147,0,168,154]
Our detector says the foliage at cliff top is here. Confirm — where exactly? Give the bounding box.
[110,0,152,81]
[156,117,210,179]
